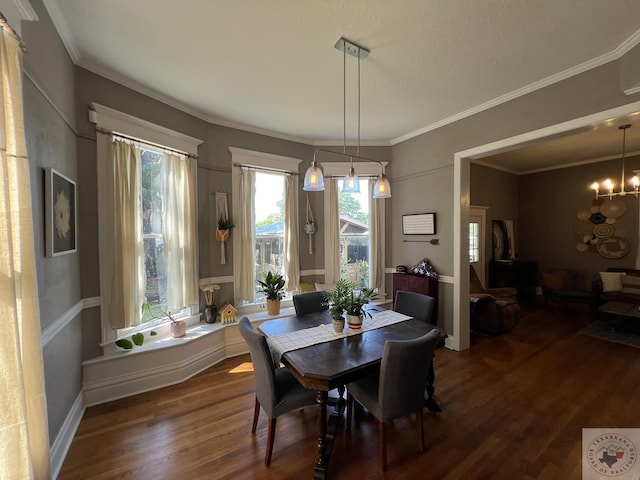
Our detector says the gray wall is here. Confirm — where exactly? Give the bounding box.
[21,0,81,444]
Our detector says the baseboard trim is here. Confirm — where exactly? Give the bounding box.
[50,392,84,480]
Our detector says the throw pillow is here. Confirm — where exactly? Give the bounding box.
[599,271,626,292]
[315,282,336,293]
[542,272,565,290]
[622,274,640,294]
[298,282,316,293]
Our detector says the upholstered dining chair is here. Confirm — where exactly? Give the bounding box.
[292,290,328,316]
[346,329,441,471]
[238,317,317,466]
[393,291,442,412]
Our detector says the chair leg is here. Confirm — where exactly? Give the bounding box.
[346,393,353,431]
[417,408,425,453]
[265,417,276,466]
[252,396,260,433]
[379,421,388,472]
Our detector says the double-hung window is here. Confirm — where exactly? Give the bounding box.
[92,104,203,345]
[322,161,387,292]
[230,148,301,307]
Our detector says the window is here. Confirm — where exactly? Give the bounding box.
[339,185,370,289]
[255,171,286,301]
[92,103,203,344]
[469,222,480,263]
[230,148,302,306]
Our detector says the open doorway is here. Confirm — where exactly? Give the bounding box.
[452,100,640,351]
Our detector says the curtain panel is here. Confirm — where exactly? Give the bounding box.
[0,30,51,480]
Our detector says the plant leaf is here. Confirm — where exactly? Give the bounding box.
[132,333,144,346]
[150,330,158,336]
[115,339,133,350]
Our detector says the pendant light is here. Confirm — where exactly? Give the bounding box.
[591,124,639,199]
[303,37,391,199]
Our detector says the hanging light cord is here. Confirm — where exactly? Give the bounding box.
[621,124,628,191]
[357,47,361,159]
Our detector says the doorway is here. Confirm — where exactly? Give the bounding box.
[452,100,640,352]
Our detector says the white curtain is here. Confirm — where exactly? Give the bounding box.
[109,140,146,328]
[369,178,384,290]
[284,173,299,291]
[234,167,256,301]
[163,153,198,312]
[0,30,51,480]
[324,179,341,283]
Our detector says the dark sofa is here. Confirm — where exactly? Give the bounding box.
[591,268,640,305]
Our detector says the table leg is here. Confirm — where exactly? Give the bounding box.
[313,390,328,479]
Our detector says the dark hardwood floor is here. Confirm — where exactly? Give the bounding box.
[58,299,640,479]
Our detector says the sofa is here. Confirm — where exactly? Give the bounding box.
[539,269,595,309]
[469,265,519,334]
[591,268,640,305]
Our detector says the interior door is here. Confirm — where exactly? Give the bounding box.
[469,206,488,287]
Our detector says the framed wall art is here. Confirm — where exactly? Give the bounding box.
[45,167,77,256]
[402,212,436,235]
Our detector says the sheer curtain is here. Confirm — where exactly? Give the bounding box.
[324,179,341,284]
[234,167,256,301]
[163,153,198,312]
[284,173,299,291]
[109,140,146,328]
[0,30,51,479]
[369,178,385,290]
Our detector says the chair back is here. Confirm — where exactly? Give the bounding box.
[378,329,440,420]
[293,290,328,316]
[394,290,436,325]
[238,317,277,414]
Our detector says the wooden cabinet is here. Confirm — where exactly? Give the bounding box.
[392,273,439,324]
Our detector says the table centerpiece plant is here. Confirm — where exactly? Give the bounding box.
[323,278,379,331]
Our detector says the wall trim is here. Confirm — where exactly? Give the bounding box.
[50,391,84,480]
[41,297,100,347]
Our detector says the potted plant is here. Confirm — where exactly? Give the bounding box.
[342,282,379,330]
[323,278,353,333]
[257,271,286,315]
[115,299,185,350]
[216,215,235,241]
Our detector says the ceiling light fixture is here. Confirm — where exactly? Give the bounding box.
[302,37,391,199]
[591,124,639,199]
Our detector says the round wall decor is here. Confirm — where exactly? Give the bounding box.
[593,223,615,238]
[596,236,631,259]
[600,198,627,218]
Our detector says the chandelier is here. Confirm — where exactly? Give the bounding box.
[303,37,391,199]
[591,124,639,199]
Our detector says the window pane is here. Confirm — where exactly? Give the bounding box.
[339,184,370,289]
[255,172,285,300]
[469,222,479,263]
[141,149,167,322]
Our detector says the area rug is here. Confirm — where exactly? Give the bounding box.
[579,319,640,349]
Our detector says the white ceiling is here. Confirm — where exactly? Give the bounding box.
[44,0,640,168]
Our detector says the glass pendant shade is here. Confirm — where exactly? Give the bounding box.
[342,166,360,193]
[303,162,325,191]
[373,174,391,198]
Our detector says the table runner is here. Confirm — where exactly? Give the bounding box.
[266,310,412,362]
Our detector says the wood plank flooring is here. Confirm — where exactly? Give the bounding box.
[58,300,640,479]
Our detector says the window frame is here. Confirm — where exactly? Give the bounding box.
[230,147,302,311]
[91,103,203,345]
[321,161,387,291]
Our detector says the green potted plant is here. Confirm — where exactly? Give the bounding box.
[115,299,185,350]
[216,215,235,241]
[257,271,286,315]
[323,278,352,332]
[342,282,379,330]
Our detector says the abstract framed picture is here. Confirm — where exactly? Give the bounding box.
[45,168,77,256]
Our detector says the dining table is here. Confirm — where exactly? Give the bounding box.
[258,306,445,479]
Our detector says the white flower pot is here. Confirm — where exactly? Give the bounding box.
[346,314,363,330]
[171,320,187,338]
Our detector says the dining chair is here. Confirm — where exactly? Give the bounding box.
[293,290,328,316]
[238,317,317,466]
[393,290,442,412]
[346,329,441,471]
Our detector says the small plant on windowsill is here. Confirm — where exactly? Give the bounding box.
[115,299,186,350]
[257,271,286,315]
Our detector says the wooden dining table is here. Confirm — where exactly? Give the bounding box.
[258,307,445,479]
